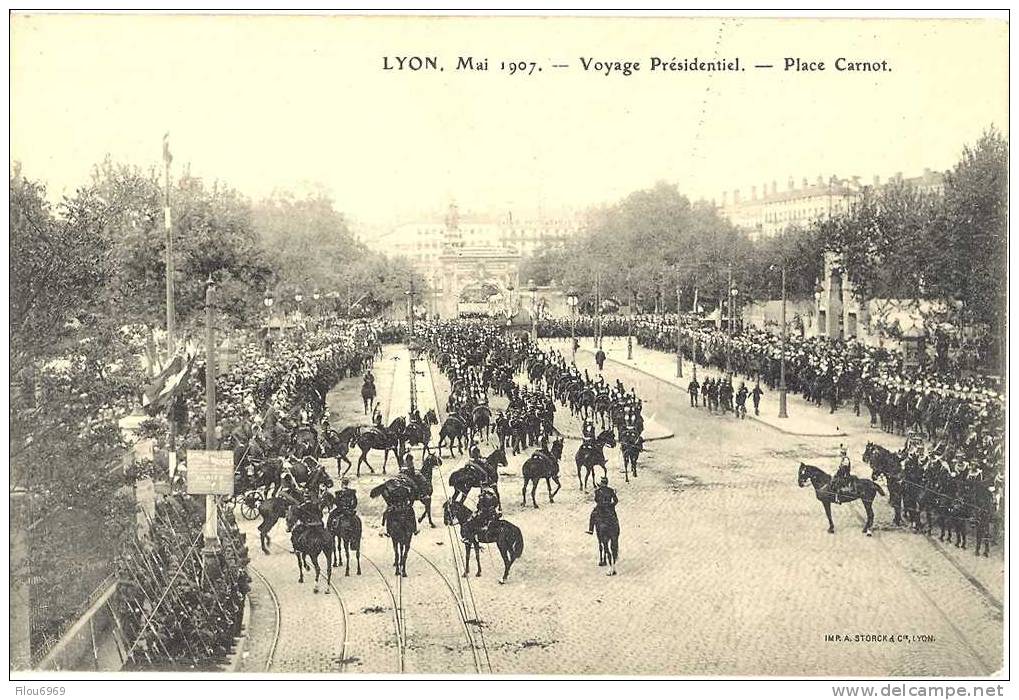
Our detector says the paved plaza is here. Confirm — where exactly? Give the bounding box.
[236,341,1003,675]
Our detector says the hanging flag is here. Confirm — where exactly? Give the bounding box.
[162,132,173,167]
[141,344,195,416]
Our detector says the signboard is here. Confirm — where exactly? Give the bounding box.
[186,450,234,496]
[134,438,155,462]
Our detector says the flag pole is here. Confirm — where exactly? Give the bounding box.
[163,133,177,472]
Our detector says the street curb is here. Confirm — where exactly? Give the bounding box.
[221,587,252,672]
[579,346,847,439]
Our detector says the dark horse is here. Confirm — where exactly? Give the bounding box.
[863,441,904,526]
[368,452,441,527]
[361,375,377,415]
[470,405,494,443]
[404,409,439,459]
[448,447,507,503]
[443,500,524,583]
[256,490,298,554]
[575,429,617,490]
[322,426,358,476]
[521,438,564,508]
[352,423,401,475]
[385,503,416,577]
[326,507,362,576]
[437,412,470,457]
[797,463,885,535]
[284,508,333,592]
[619,429,644,483]
[591,505,620,575]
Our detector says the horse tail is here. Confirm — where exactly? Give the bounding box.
[511,527,524,560]
[873,481,886,497]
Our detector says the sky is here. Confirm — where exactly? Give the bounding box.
[10,14,1009,232]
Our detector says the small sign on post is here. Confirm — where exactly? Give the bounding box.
[186,450,234,496]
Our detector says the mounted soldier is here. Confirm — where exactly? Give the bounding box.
[830,445,854,503]
[465,486,502,544]
[465,444,491,485]
[334,476,357,514]
[586,476,618,535]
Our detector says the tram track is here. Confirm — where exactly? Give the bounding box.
[361,551,407,673]
[247,565,282,671]
[258,540,362,673]
[417,353,494,673]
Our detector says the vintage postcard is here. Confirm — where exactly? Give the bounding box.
[8,11,1008,688]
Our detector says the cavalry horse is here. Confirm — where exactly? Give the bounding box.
[797,463,885,535]
[361,375,377,415]
[368,452,441,527]
[448,447,507,503]
[575,429,617,490]
[591,504,620,575]
[437,411,471,457]
[619,429,644,482]
[521,437,564,508]
[471,405,494,443]
[352,421,402,475]
[284,507,333,592]
[321,426,358,475]
[443,500,525,583]
[403,409,439,459]
[863,442,904,526]
[326,506,362,576]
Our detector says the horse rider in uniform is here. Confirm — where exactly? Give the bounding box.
[335,477,357,514]
[460,444,488,486]
[372,406,384,430]
[587,476,619,534]
[581,418,596,446]
[830,445,853,503]
[467,486,502,544]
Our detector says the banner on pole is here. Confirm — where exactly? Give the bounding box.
[186,450,234,496]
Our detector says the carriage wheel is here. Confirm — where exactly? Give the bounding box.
[240,492,263,520]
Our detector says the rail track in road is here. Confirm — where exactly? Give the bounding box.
[417,353,494,673]
[247,566,282,671]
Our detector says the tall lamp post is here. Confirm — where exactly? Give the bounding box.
[202,276,221,567]
[778,265,789,418]
[726,277,738,376]
[675,285,683,378]
[527,279,539,342]
[263,289,274,347]
[567,289,579,360]
[294,287,304,332]
[627,287,634,360]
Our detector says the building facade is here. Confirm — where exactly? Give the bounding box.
[380,203,582,317]
[720,169,945,239]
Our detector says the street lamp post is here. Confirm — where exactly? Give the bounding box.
[567,289,579,360]
[675,286,683,378]
[527,279,539,343]
[202,276,221,569]
[627,288,634,360]
[406,281,418,415]
[691,287,699,381]
[779,265,788,418]
[263,289,274,347]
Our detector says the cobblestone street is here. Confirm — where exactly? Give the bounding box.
[236,342,1003,676]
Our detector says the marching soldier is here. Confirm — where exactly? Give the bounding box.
[688,376,700,407]
[751,382,765,416]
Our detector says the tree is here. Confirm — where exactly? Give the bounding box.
[939,128,1008,341]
